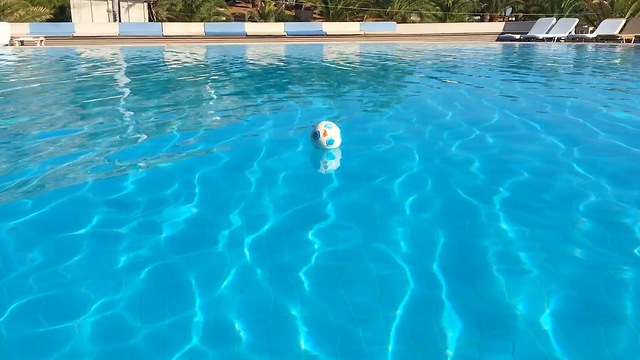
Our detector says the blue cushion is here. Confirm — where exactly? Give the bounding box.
[360,22,397,32]
[284,23,325,36]
[119,23,163,36]
[29,22,74,37]
[204,23,246,36]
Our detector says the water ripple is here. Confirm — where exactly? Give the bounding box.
[0,43,639,359]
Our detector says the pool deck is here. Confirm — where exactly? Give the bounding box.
[26,34,503,47]
[9,34,639,47]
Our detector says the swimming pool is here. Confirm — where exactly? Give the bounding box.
[0,42,639,359]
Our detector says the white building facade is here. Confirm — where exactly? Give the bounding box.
[70,0,150,23]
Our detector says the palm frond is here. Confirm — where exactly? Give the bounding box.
[309,0,369,22]
[368,0,434,22]
[429,0,473,22]
[153,0,232,22]
[0,0,52,22]
[246,0,291,22]
[581,0,640,27]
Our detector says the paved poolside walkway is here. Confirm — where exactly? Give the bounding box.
[12,34,638,47]
[33,34,503,47]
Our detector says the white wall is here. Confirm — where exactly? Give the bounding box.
[0,22,10,46]
[397,21,537,35]
[10,23,29,36]
[70,0,148,23]
[6,19,540,38]
[119,1,149,22]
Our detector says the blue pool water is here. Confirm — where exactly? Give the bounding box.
[0,42,639,359]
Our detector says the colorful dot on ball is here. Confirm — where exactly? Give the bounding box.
[310,121,342,149]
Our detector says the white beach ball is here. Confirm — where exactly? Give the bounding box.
[310,121,342,149]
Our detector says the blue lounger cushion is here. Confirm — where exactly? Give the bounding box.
[119,23,163,36]
[360,22,397,33]
[29,22,74,37]
[284,22,325,36]
[204,23,246,36]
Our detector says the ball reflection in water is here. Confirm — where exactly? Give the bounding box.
[310,148,342,174]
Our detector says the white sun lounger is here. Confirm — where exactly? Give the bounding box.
[523,18,579,42]
[497,17,556,41]
[566,18,627,42]
[596,17,640,43]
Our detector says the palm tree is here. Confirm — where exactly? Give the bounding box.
[26,0,70,21]
[152,0,233,22]
[581,0,640,26]
[369,0,435,22]
[246,0,295,21]
[475,0,522,21]
[519,0,583,20]
[429,0,474,22]
[0,0,51,22]
[310,0,367,21]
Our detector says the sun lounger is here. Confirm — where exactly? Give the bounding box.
[566,18,626,42]
[524,18,579,42]
[497,17,556,41]
[596,17,640,43]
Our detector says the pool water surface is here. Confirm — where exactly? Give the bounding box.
[0,43,639,359]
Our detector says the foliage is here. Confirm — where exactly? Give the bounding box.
[309,0,367,21]
[518,0,584,20]
[369,0,435,22]
[0,0,51,22]
[246,0,296,22]
[581,0,640,26]
[7,0,634,25]
[475,0,523,21]
[153,0,233,22]
[429,0,473,22]
[26,0,70,21]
